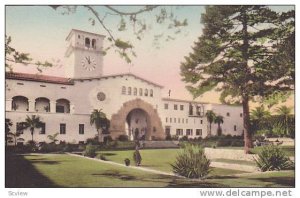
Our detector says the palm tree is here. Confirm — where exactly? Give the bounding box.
[214,115,224,136]
[205,110,216,137]
[47,133,59,144]
[23,115,43,142]
[5,118,13,146]
[90,109,110,142]
[276,106,293,136]
[250,106,271,120]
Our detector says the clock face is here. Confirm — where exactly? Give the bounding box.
[81,55,96,71]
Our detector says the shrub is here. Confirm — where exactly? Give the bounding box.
[230,140,244,147]
[216,139,232,147]
[124,158,130,166]
[83,144,97,158]
[63,144,74,152]
[118,135,129,141]
[171,144,211,179]
[96,153,107,161]
[103,135,113,145]
[26,140,38,152]
[254,145,294,172]
[86,137,99,145]
[133,150,142,166]
[179,136,188,141]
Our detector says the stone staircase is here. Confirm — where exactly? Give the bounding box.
[141,141,180,149]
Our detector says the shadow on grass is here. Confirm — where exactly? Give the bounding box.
[92,170,137,181]
[248,176,295,187]
[5,154,61,188]
[101,153,117,156]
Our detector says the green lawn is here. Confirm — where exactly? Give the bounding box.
[99,149,247,175]
[6,153,294,187]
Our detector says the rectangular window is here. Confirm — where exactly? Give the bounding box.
[227,112,230,117]
[170,118,172,123]
[240,113,243,117]
[180,105,184,110]
[200,120,203,124]
[182,118,184,123]
[60,123,66,134]
[166,117,168,123]
[174,118,176,123]
[178,118,180,123]
[40,85,46,87]
[196,129,202,136]
[139,88,143,96]
[79,124,84,134]
[16,122,24,134]
[234,125,237,131]
[176,129,183,136]
[17,82,24,85]
[186,129,193,136]
[40,123,46,134]
[174,104,178,110]
[164,103,168,109]
[186,119,188,124]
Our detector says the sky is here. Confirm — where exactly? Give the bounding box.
[5,5,295,106]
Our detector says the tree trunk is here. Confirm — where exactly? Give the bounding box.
[97,128,103,142]
[242,96,253,154]
[208,123,212,137]
[31,129,34,142]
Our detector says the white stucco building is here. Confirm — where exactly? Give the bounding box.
[5,29,244,145]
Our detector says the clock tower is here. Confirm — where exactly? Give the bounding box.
[65,29,105,79]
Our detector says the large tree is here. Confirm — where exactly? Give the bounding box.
[180,6,294,153]
[214,115,224,136]
[90,109,110,142]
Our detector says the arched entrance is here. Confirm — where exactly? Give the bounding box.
[110,99,164,140]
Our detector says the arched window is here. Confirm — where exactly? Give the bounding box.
[35,97,50,112]
[122,86,126,95]
[12,96,29,111]
[56,99,70,113]
[133,88,137,96]
[144,89,148,96]
[128,87,132,95]
[150,89,153,97]
[139,88,143,96]
[92,39,96,49]
[85,37,90,48]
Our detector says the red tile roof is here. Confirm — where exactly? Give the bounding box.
[6,72,74,85]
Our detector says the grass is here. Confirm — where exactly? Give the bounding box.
[98,149,247,175]
[6,153,294,187]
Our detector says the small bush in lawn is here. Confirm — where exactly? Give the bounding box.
[83,144,97,158]
[179,136,188,141]
[254,145,294,172]
[26,140,38,152]
[124,158,130,166]
[96,153,107,161]
[171,144,211,179]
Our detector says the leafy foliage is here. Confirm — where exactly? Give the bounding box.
[205,110,216,137]
[83,144,97,158]
[90,109,110,142]
[171,144,210,178]
[5,35,54,72]
[254,145,294,172]
[47,133,59,144]
[22,115,43,142]
[214,115,224,136]
[180,6,294,153]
